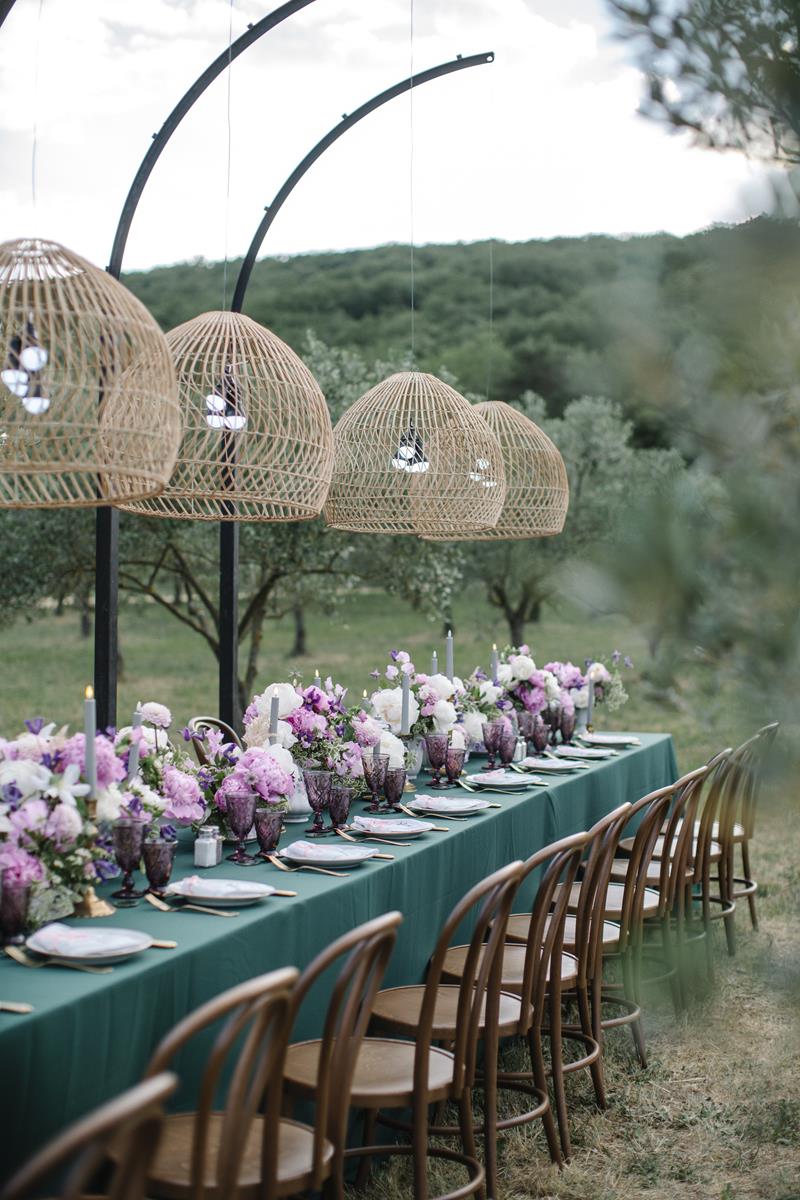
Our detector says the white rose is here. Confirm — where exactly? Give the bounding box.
[509,654,536,682]
[0,758,51,798]
[496,663,513,686]
[478,681,502,706]
[431,699,457,733]
[273,720,298,750]
[96,784,124,822]
[462,710,486,747]
[255,682,303,719]
[587,662,611,684]
[243,712,271,749]
[449,726,466,750]
[379,730,406,768]
[542,671,561,701]
[8,727,60,760]
[263,743,298,782]
[130,780,167,814]
[426,673,456,701]
[117,725,159,753]
[371,688,419,734]
[573,686,589,710]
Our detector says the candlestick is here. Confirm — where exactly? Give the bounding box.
[431,649,438,675]
[587,677,595,729]
[313,668,321,688]
[445,629,454,681]
[83,685,97,802]
[400,670,410,735]
[491,643,499,685]
[373,738,380,763]
[362,688,371,714]
[269,687,280,744]
[126,704,143,782]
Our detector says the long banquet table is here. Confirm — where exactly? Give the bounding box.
[0,732,676,1181]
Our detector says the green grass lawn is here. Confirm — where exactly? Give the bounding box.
[0,587,748,772]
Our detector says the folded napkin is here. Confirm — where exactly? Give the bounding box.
[282,840,374,861]
[168,876,271,898]
[31,924,142,957]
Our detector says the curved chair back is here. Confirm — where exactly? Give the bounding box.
[693,748,734,887]
[419,861,524,1101]
[615,785,676,954]
[518,832,589,1026]
[654,765,712,918]
[289,912,403,1190]
[144,966,298,1200]
[736,721,779,840]
[187,715,243,765]
[1,1073,177,1200]
[572,802,631,984]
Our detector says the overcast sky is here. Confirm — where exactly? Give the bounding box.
[0,0,778,273]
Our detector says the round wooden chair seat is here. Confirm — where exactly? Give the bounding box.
[146,1113,332,1198]
[619,834,721,863]
[662,818,745,842]
[371,983,528,1039]
[562,879,660,919]
[440,942,579,993]
[608,857,694,885]
[505,911,620,951]
[285,1037,455,1109]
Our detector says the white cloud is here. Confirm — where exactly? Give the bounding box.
[0,0,778,274]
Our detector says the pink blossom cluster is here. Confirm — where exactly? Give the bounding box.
[0,842,45,886]
[543,661,586,691]
[60,733,127,790]
[215,747,294,811]
[162,765,206,825]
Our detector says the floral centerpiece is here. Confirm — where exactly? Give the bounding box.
[0,718,120,925]
[183,723,295,833]
[576,652,632,714]
[114,702,205,826]
[493,645,564,717]
[369,650,463,741]
[457,670,511,747]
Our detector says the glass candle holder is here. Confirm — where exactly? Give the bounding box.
[225,791,259,865]
[110,817,150,906]
[481,718,506,770]
[424,733,449,789]
[361,752,389,813]
[444,746,466,786]
[383,766,407,809]
[498,732,517,766]
[302,769,334,835]
[254,807,284,857]
[0,881,30,945]
[142,837,177,895]
[328,782,355,829]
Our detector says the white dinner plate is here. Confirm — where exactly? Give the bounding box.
[280,840,378,868]
[26,924,153,965]
[166,876,276,907]
[408,796,492,816]
[553,745,618,760]
[579,733,641,748]
[469,770,532,790]
[520,757,589,773]
[351,816,435,838]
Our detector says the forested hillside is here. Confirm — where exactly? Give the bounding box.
[124,216,800,445]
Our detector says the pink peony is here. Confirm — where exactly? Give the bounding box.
[0,843,45,886]
[45,802,83,848]
[60,734,126,790]
[162,766,205,824]
[9,798,50,842]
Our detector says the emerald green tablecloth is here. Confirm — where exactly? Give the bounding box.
[0,732,676,1182]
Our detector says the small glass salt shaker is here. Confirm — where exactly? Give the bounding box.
[194,825,218,869]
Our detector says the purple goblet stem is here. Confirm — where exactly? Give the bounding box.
[111,818,149,900]
[303,770,333,835]
[383,767,407,808]
[444,748,465,785]
[498,733,517,766]
[142,839,177,893]
[328,785,354,829]
[254,808,284,855]
[424,734,449,789]
[225,791,259,865]
[1,882,30,945]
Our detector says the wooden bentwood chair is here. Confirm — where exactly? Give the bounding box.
[187,715,243,765]
[1,1073,178,1200]
[284,861,524,1200]
[721,722,779,933]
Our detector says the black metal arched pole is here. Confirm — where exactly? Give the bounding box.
[218,50,494,728]
[95,0,320,729]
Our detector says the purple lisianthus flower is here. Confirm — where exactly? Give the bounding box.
[23,717,45,735]
[390,649,401,661]
[624,656,634,669]
[369,670,380,679]
[2,782,22,807]
[611,649,621,665]
[160,824,178,841]
[243,700,259,727]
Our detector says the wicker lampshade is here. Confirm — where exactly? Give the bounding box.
[323,371,507,536]
[422,400,569,541]
[0,237,180,508]
[119,310,333,521]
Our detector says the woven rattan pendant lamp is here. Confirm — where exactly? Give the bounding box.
[422,399,569,540]
[0,237,180,507]
[118,309,333,521]
[323,370,506,536]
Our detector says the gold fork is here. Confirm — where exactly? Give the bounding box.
[337,829,398,854]
[265,854,348,879]
[0,1000,33,1014]
[396,804,450,831]
[5,946,112,975]
[145,892,239,919]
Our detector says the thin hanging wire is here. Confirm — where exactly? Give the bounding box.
[30,0,45,209]
[485,238,495,400]
[221,0,235,310]
[408,0,416,364]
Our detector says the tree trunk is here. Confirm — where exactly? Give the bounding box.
[290,604,307,657]
[507,612,526,647]
[80,593,92,639]
[526,597,543,624]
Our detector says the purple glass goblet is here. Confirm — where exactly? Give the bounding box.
[498,732,517,766]
[444,746,466,786]
[560,707,577,745]
[225,790,259,865]
[0,881,30,945]
[531,714,549,755]
[384,766,407,809]
[424,734,449,789]
[254,807,284,857]
[328,783,355,829]
[142,837,177,895]
[361,752,389,813]
[110,817,150,905]
[517,711,536,750]
[303,769,333,835]
[481,718,506,770]
[548,704,563,745]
